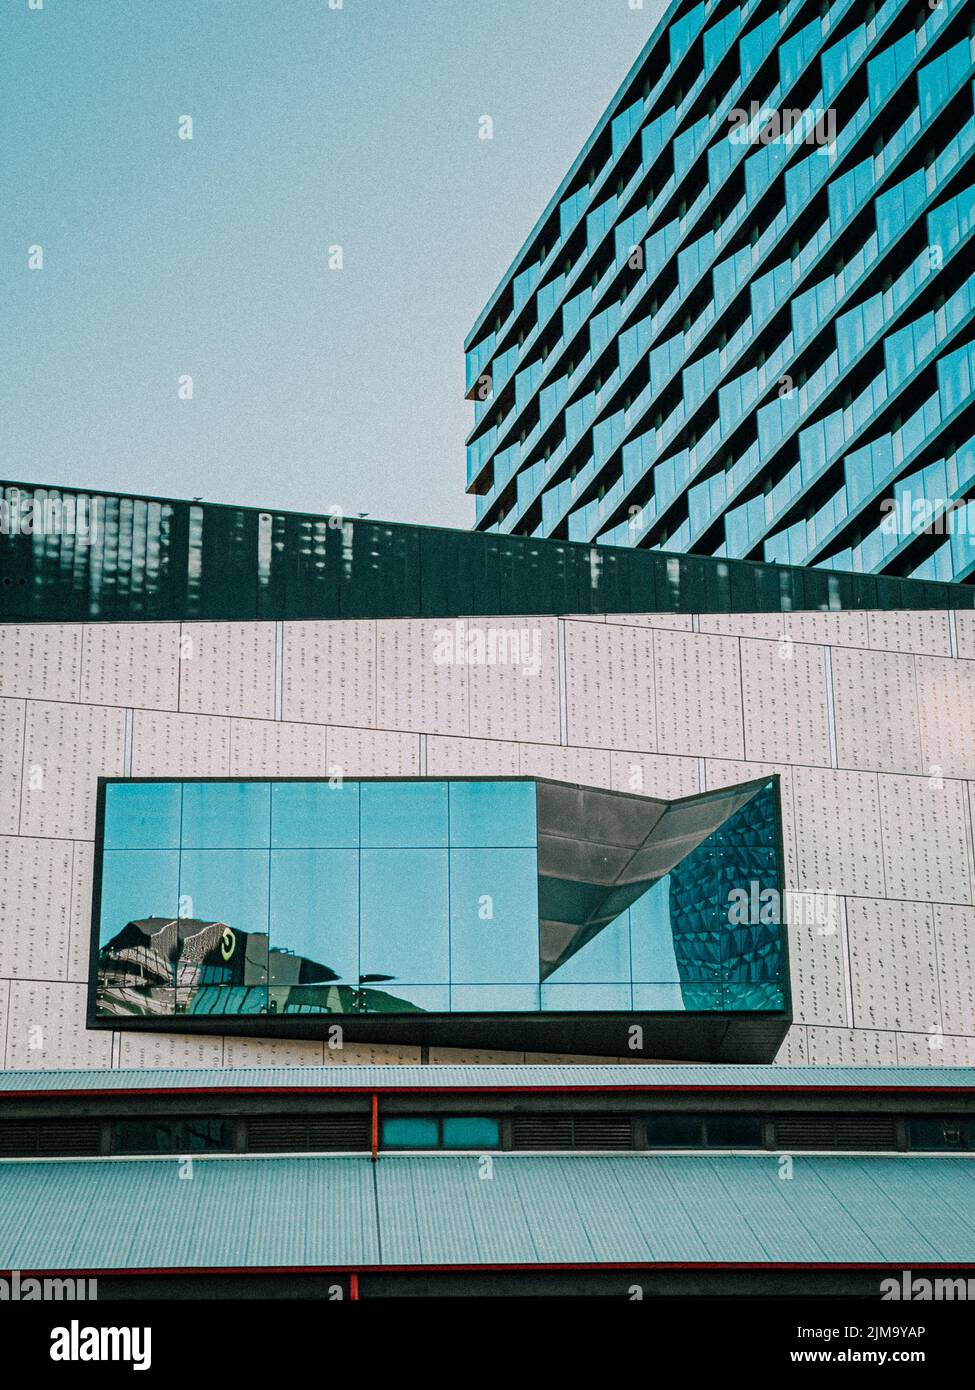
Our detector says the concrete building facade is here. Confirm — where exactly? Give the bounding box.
[2,600,974,1071]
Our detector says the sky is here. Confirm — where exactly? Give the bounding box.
[3,0,668,530]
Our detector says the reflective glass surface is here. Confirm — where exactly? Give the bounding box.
[94,776,787,1020]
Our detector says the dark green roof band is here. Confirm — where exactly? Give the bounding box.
[0,480,970,624]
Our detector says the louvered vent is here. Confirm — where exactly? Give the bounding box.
[512,1115,633,1150]
[773,1115,898,1151]
[0,1120,102,1158]
[246,1116,370,1153]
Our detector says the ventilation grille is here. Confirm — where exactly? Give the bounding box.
[246,1116,370,1153]
[0,1120,102,1158]
[511,1115,633,1150]
[773,1115,898,1151]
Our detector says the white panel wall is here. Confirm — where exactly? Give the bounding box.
[0,609,972,1070]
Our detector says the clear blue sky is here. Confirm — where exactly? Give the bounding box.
[4,0,666,529]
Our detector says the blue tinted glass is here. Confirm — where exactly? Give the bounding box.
[628,878,683,983]
[99,849,180,944]
[448,781,537,847]
[103,782,181,850]
[450,984,541,1012]
[269,849,358,983]
[545,910,630,985]
[178,849,270,936]
[271,782,359,848]
[180,783,270,848]
[359,848,449,982]
[541,983,632,1010]
[442,1117,500,1149]
[449,848,538,984]
[632,983,687,1010]
[360,781,448,848]
[382,1117,439,1149]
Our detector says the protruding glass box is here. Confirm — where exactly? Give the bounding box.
[90,775,790,1060]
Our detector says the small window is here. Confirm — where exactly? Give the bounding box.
[645,1115,705,1147]
[908,1118,975,1151]
[112,1118,233,1155]
[705,1115,764,1148]
[442,1117,501,1149]
[381,1116,500,1150]
[382,1117,440,1150]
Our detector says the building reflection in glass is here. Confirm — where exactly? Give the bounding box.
[94,776,786,1019]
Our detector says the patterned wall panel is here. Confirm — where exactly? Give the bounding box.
[20,701,125,839]
[653,628,744,759]
[792,767,886,898]
[878,774,973,905]
[741,637,831,767]
[830,647,922,775]
[130,711,230,776]
[846,899,941,1035]
[0,837,73,979]
[177,622,276,719]
[915,655,975,780]
[4,981,113,1070]
[564,620,656,751]
[0,625,82,702]
[81,623,180,710]
[0,609,971,1070]
[467,618,560,743]
[0,699,24,837]
[282,621,377,728]
[228,718,332,777]
[377,619,469,736]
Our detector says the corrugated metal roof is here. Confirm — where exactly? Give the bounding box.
[1,1152,973,1270]
[0,1064,972,1093]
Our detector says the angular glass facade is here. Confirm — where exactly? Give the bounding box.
[91,775,787,1033]
[466,0,975,585]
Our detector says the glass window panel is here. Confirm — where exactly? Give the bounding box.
[540,983,632,1011]
[450,984,541,1012]
[359,849,449,983]
[705,1115,764,1147]
[645,1115,704,1147]
[382,1117,439,1149]
[908,1118,967,1151]
[360,781,448,848]
[448,780,536,848]
[362,984,449,1013]
[449,847,538,984]
[544,910,630,985]
[178,849,270,937]
[632,982,687,1010]
[442,1117,500,1149]
[180,782,270,849]
[99,849,180,945]
[628,880,683,983]
[103,782,181,850]
[113,1118,233,1154]
[269,849,358,985]
[271,782,359,848]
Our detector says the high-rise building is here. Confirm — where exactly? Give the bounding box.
[465,0,975,584]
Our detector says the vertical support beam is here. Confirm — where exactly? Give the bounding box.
[370,1093,379,1162]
